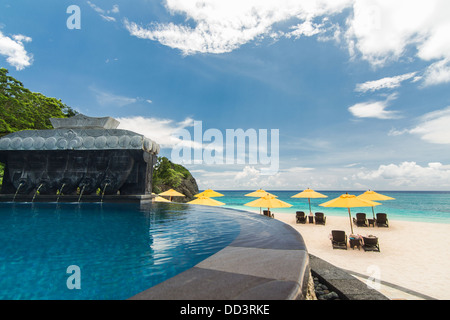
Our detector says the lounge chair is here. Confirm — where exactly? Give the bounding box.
[296,211,307,224]
[353,213,368,227]
[263,210,274,218]
[314,212,326,225]
[376,213,389,227]
[362,235,380,252]
[331,230,347,250]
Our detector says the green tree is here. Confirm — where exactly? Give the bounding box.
[0,68,77,190]
[152,157,192,194]
[0,68,76,137]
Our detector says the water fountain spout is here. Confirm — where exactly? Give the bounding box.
[13,182,25,202]
[56,183,66,203]
[78,185,86,203]
[101,183,109,203]
[32,184,43,202]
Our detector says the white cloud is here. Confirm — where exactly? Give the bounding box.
[284,167,315,173]
[346,0,450,88]
[388,128,409,137]
[100,15,116,22]
[355,161,450,187]
[422,58,450,86]
[191,160,450,190]
[409,106,450,144]
[87,1,119,22]
[121,0,450,88]
[287,20,324,38]
[0,31,33,70]
[116,116,198,148]
[124,0,353,55]
[111,5,120,14]
[388,106,450,144]
[89,86,137,107]
[234,166,261,182]
[344,163,361,168]
[12,35,32,43]
[355,72,417,92]
[348,94,400,119]
[196,165,333,190]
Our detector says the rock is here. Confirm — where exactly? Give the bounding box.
[321,292,339,300]
[153,157,199,202]
[313,275,342,300]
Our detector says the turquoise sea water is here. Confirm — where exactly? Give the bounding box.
[0,202,240,300]
[218,191,450,224]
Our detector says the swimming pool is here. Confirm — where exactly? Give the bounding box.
[0,202,241,300]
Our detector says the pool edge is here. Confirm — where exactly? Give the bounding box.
[129,209,310,300]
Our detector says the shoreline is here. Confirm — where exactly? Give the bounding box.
[222,204,450,225]
[230,206,450,300]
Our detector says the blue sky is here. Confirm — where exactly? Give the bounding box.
[1,0,450,190]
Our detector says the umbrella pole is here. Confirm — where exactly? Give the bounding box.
[308,198,312,215]
[348,208,354,235]
[371,206,375,220]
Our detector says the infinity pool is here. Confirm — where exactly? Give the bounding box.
[0,202,241,299]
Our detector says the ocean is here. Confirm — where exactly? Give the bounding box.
[215,190,450,224]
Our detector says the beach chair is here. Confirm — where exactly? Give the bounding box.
[263,210,274,218]
[376,213,389,227]
[353,213,368,227]
[362,235,380,252]
[331,230,347,250]
[314,212,326,225]
[296,211,307,224]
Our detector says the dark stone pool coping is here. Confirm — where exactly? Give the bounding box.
[129,208,310,300]
[309,254,390,300]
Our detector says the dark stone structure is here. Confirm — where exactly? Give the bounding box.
[0,114,159,201]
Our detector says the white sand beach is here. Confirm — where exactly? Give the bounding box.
[271,212,450,300]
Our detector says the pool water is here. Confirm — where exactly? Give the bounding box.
[0,202,240,300]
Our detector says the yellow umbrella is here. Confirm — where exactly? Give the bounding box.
[245,189,278,198]
[291,188,328,215]
[159,189,185,201]
[195,189,224,198]
[152,193,171,202]
[320,193,381,234]
[357,190,395,219]
[187,196,225,206]
[245,189,278,214]
[245,194,292,214]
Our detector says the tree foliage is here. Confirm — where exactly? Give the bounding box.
[152,156,192,194]
[0,68,77,137]
[0,68,77,190]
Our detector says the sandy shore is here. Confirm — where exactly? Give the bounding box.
[269,211,450,300]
